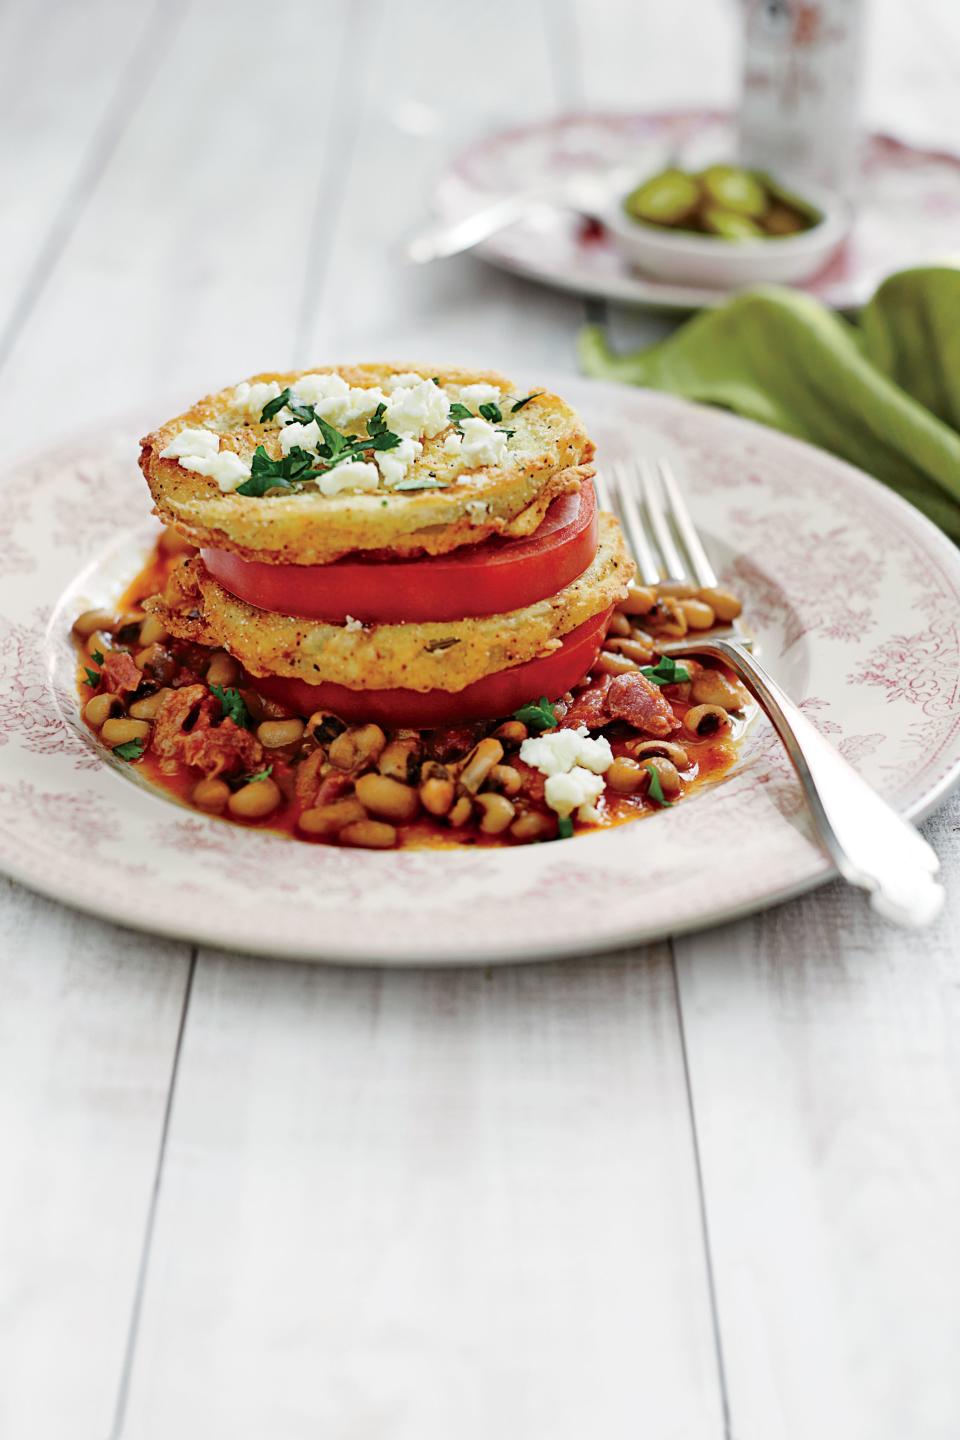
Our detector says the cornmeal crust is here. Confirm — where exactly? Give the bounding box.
[140,364,594,564]
[147,516,634,694]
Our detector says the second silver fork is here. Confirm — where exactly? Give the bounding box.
[599,458,944,929]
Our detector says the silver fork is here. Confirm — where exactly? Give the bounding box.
[599,458,944,928]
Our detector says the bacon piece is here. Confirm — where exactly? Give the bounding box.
[313,771,354,808]
[605,672,680,738]
[558,676,612,730]
[151,684,217,760]
[177,718,263,777]
[100,650,142,694]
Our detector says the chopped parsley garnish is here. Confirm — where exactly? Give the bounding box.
[394,477,446,491]
[210,683,253,730]
[448,402,473,429]
[640,655,691,687]
[557,816,575,839]
[113,738,145,761]
[478,401,502,423]
[236,444,326,497]
[243,765,273,785]
[644,763,672,807]
[514,695,558,732]
[240,404,404,496]
[83,647,106,688]
[511,392,542,412]
[496,427,516,438]
[259,388,292,423]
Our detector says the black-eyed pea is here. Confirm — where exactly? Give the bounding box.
[206,650,241,687]
[420,775,455,816]
[619,583,656,616]
[355,772,420,823]
[491,719,527,747]
[628,740,691,772]
[509,810,557,843]
[378,737,420,783]
[339,819,397,849]
[475,793,516,835]
[448,795,473,827]
[655,580,696,600]
[329,723,386,771]
[101,717,150,748]
[298,796,366,836]
[257,718,305,749]
[696,586,742,622]
[606,611,632,638]
[643,756,682,798]
[604,636,654,664]
[192,777,230,813]
[458,737,503,793]
[488,764,522,798]
[677,598,715,630]
[690,669,747,711]
[227,778,281,820]
[605,757,645,794]
[73,609,115,640]
[83,692,122,728]
[86,630,114,657]
[138,614,169,647]
[597,650,637,676]
[129,688,171,721]
[684,703,731,737]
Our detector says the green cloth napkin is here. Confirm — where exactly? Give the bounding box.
[578,266,960,540]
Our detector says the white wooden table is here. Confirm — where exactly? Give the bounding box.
[2,3,959,1436]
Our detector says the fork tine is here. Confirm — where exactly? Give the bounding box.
[615,461,661,585]
[593,469,612,512]
[639,460,687,581]
[657,459,718,588]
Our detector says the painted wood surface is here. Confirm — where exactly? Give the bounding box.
[0,1,957,1437]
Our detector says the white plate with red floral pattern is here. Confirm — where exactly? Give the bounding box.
[435,110,960,310]
[2,380,959,964]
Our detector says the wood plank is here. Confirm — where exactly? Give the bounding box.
[0,879,191,1438]
[674,799,960,1440]
[301,0,588,377]
[0,0,172,360]
[0,0,356,459]
[121,949,726,1439]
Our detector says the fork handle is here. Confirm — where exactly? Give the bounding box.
[675,638,944,927]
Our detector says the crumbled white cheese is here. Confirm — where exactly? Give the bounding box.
[180,450,252,493]
[290,373,386,429]
[160,427,220,461]
[160,427,251,492]
[381,371,427,392]
[544,768,606,822]
[279,419,321,455]
[458,416,509,467]
[375,436,423,488]
[291,372,349,406]
[385,378,450,439]
[343,615,364,632]
[317,460,380,496]
[520,726,614,778]
[231,380,282,421]
[458,382,501,407]
[443,432,463,457]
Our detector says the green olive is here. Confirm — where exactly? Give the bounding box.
[624,168,701,227]
[700,164,767,218]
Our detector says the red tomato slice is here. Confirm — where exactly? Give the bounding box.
[203,482,598,624]
[254,608,613,727]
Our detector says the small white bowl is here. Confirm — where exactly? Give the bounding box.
[604,176,851,289]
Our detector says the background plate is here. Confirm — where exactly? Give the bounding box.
[1,379,959,964]
[436,110,960,310]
